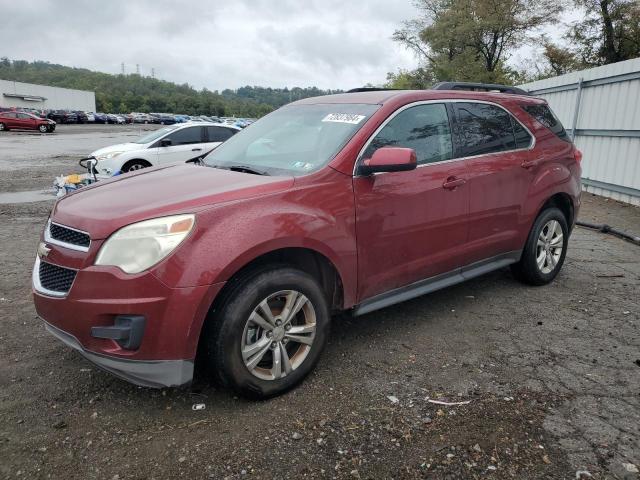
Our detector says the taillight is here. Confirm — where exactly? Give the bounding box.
[574,148,583,164]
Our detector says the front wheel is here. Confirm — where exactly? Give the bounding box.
[204,267,330,398]
[511,207,568,285]
[38,124,48,133]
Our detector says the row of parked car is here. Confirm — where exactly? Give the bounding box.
[0,107,255,129]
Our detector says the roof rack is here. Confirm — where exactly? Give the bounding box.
[432,82,530,96]
[346,87,399,93]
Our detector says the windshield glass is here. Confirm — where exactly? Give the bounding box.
[133,126,179,144]
[203,103,379,176]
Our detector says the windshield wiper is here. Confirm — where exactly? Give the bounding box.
[209,164,269,176]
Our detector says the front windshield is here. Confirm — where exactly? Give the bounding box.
[133,126,179,144]
[203,103,379,176]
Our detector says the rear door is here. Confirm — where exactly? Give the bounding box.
[1,112,19,129]
[452,101,534,265]
[154,126,207,165]
[354,102,469,301]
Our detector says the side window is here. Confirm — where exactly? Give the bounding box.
[455,103,516,156]
[523,104,569,142]
[512,117,533,149]
[206,126,235,142]
[363,103,453,165]
[18,113,31,119]
[165,126,203,145]
[4,112,17,119]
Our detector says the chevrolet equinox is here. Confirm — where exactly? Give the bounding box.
[33,84,582,398]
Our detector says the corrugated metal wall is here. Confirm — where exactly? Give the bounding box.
[519,58,640,206]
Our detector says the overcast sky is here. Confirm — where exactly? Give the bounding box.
[1,0,576,91]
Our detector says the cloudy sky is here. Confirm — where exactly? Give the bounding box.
[1,0,574,91]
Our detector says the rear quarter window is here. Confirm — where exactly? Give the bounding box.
[522,104,569,142]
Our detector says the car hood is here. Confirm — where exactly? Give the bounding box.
[91,142,143,157]
[51,164,295,239]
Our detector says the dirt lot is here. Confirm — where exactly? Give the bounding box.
[0,126,639,479]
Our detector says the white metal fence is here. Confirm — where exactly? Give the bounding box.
[520,58,640,206]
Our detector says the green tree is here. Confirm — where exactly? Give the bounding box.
[392,0,563,85]
[566,0,640,66]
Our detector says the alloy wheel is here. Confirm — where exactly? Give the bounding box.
[536,219,564,274]
[241,290,316,381]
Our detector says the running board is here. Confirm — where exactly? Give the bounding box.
[352,250,522,316]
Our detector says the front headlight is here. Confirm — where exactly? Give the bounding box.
[96,151,125,160]
[95,214,195,274]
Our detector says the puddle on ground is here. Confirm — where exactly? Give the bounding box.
[0,189,55,204]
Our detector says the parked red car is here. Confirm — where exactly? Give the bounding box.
[33,83,581,397]
[0,111,56,133]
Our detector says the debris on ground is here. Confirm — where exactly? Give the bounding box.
[426,398,472,406]
[192,403,206,411]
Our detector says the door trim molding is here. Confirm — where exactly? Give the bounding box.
[352,250,522,316]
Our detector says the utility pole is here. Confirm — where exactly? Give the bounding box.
[121,62,125,75]
[136,64,140,75]
[151,68,155,79]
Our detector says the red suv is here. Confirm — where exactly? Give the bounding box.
[32,83,581,397]
[0,111,56,133]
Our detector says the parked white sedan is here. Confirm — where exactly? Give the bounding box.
[90,122,241,175]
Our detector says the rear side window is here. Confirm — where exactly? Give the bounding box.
[206,126,236,142]
[512,118,533,149]
[454,103,516,156]
[523,104,569,141]
[363,103,453,165]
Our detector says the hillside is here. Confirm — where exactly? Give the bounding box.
[0,58,342,117]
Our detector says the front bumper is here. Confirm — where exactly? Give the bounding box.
[33,246,224,388]
[45,320,193,388]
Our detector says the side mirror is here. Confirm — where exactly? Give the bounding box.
[357,147,417,176]
[160,138,172,147]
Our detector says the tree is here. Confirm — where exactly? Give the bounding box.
[392,0,563,85]
[566,0,640,66]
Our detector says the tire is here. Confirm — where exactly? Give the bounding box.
[0,123,5,132]
[203,266,330,399]
[38,124,48,133]
[511,207,568,286]
[121,159,151,172]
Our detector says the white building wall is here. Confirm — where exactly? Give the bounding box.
[0,79,96,111]
[519,58,640,206]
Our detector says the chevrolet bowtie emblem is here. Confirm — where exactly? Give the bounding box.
[37,242,51,259]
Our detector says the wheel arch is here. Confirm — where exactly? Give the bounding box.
[121,158,152,171]
[537,192,574,230]
[211,246,345,315]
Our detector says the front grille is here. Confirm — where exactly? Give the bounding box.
[49,223,90,248]
[39,261,76,293]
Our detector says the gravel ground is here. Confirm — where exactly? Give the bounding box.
[0,128,639,479]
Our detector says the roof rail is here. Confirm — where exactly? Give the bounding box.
[346,87,399,93]
[432,82,530,96]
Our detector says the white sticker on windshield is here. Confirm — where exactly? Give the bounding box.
[322,113,366,125]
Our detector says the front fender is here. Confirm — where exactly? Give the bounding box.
[151,169,358,306]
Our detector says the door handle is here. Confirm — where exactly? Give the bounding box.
[442,177,466,190]
[521,159,541,169]
[191,148,202,152]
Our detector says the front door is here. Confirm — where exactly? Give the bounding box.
[354,102,469,301]
[155,126,207,165]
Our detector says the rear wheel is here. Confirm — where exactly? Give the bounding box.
[121,159,151,172]
[0,123,6,131]
[511,207,568,285]
[203,266,330,398]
